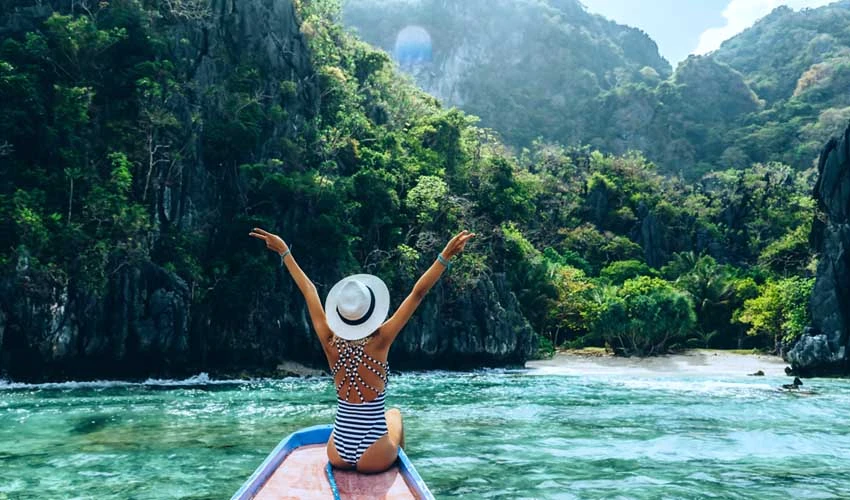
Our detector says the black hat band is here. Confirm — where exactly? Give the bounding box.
[337,285,376,326]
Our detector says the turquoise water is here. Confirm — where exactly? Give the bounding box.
[1,368,849,499]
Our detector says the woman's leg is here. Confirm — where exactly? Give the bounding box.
[327,433,355,470]
[356,409,405,473]
[386,407,405,449]
[355,435,398,473]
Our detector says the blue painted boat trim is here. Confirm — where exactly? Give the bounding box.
[231,424,435,500]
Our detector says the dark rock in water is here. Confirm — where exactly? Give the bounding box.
[786,330,844,375]
[0,259,191,379]
[748,370,764,376]
[786,123,850,376]
[276,361,327,377]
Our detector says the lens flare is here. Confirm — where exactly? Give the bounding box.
[394,25,432,66]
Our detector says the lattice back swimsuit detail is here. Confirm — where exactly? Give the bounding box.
[330,336,390,466]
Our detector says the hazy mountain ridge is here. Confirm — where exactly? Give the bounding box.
[715,0,850,104]
[343,0,670,149]
[344,0,850,176]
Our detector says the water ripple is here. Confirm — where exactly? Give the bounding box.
[1,370,849,498]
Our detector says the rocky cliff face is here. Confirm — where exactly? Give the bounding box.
[391,273,535,369]
[0,0,535,381]
[786,123,850,375]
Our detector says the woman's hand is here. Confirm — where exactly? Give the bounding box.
[441,230,476,260]
[249,227,289,255]
[251,228,330,342]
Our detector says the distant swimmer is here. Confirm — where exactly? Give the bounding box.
[781,377,803,390]
[778,377,818,395]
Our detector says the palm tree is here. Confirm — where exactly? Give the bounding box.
[671,253,736,348]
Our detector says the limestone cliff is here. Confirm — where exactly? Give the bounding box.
[0,0,535,381]
[786,122,850,375]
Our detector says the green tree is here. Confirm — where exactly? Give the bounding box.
[736,277,814,350]
[600,259,656,284]
[594,276,696,356]
[669,253,735,347]
[546,265,596,347]
[405,175,448,224]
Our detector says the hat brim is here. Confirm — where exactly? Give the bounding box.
[325,274,390,341]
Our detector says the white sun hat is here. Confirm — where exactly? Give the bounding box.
[324,274,390,341]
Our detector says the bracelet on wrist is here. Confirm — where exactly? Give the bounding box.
[437,253,452,270]
[280,246,292,264]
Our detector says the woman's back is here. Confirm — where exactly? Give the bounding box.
[327,335,389,404]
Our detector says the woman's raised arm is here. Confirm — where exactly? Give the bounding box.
[376,230,475,349]
[249,227,333,344]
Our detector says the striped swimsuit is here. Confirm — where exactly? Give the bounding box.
[330,337,390,466]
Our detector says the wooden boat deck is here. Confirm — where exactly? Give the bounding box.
[232,425,433,500]
[254,444,418,500]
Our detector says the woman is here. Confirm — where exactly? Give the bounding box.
[249,227,475,473]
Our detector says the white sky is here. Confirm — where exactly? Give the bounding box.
[581,0,840,65]
[694,0,837,55]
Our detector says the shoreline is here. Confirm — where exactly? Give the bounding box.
[526,348,790,378]
[1,349,794,385]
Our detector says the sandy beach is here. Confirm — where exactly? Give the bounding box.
[526,349,789,378]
